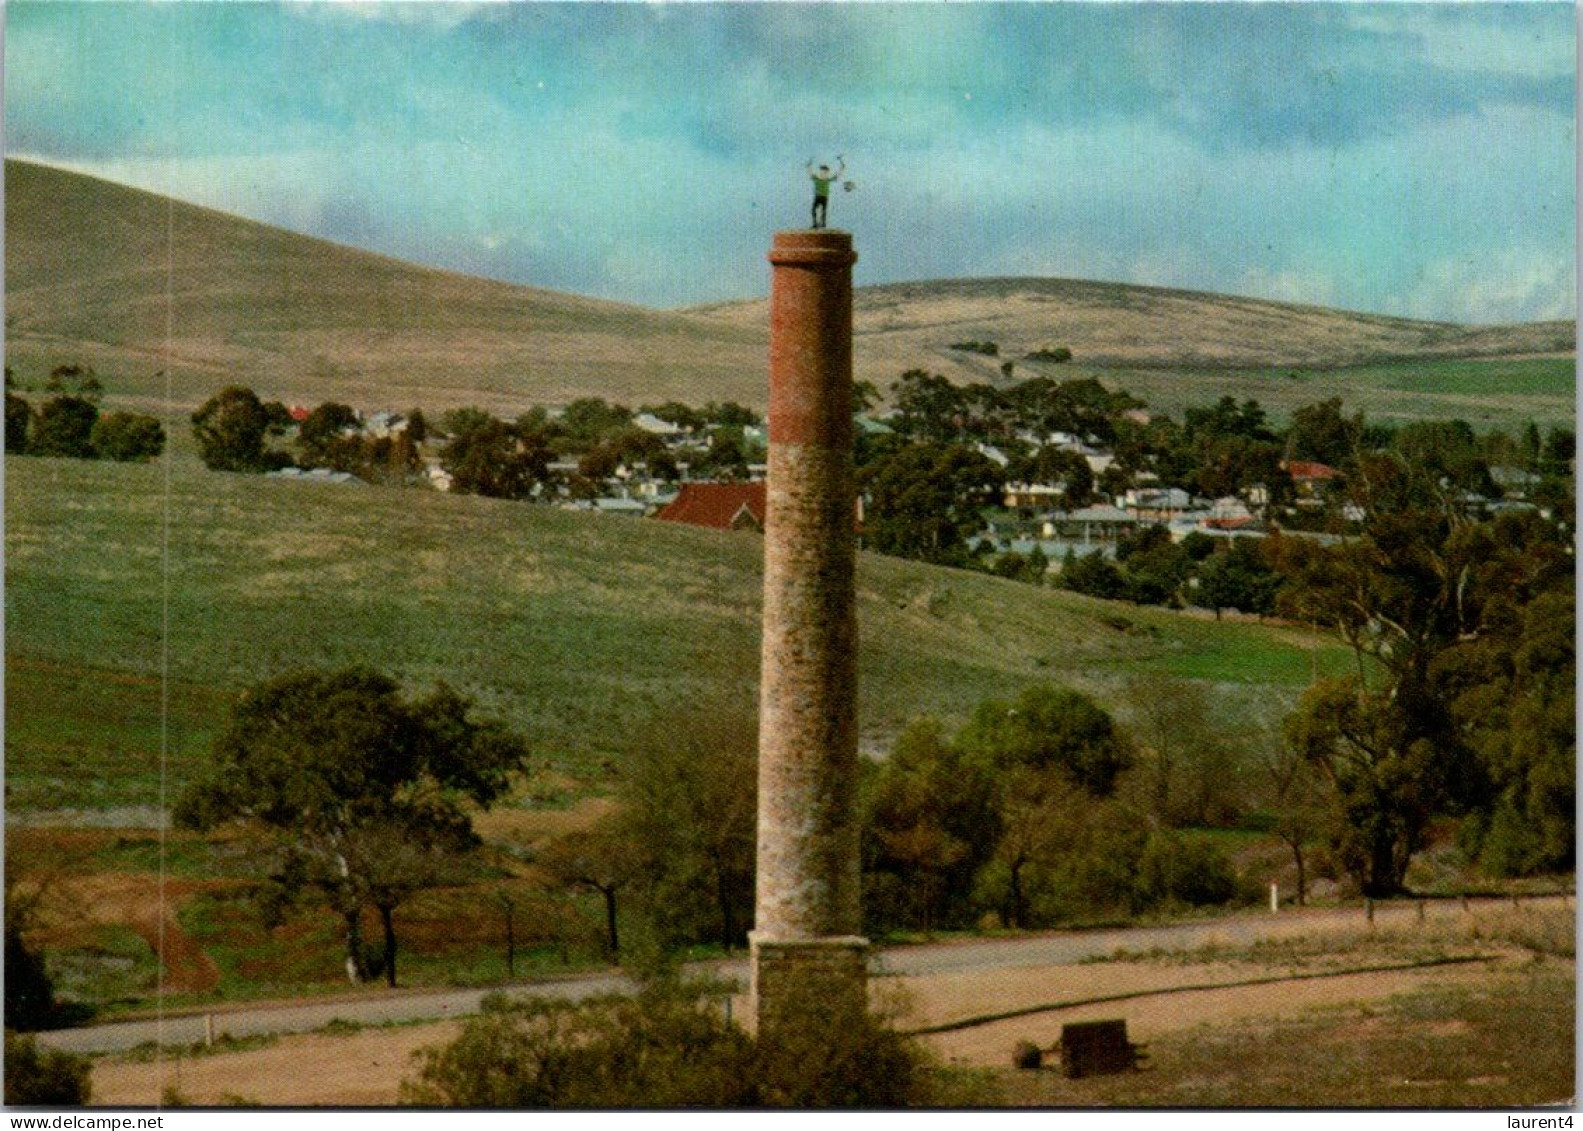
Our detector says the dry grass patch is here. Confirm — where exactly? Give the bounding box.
[989,960,1572,1108]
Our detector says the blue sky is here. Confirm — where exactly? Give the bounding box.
[6,2,1576,321]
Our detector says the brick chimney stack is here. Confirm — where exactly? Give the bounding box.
[750,229,867,1035]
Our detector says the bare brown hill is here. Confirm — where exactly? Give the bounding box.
[692,276,1575,378]
[6,159,1572,416]
[4,159,764,413]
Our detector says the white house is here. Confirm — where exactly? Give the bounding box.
[632,412,686,440]
[975,443,1011,468]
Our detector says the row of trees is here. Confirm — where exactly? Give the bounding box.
[888,369,1140,448]
[189,386,423,481]
[7,392,165,462]
[171,676,1167,969]
[1058,528,1281,618]
[862,687,1245,933]
[187,387,767,495]
[531,683,1250,954]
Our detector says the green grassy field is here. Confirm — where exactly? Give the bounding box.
[1045,355,1576,432]
[6,452,1350,813]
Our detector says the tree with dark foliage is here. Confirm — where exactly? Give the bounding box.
[175,667,529,986]
[191,386,290,472]
[1275,504,1573,895]
[615,699,757,952]
[90,411,166,462]
[862,443,1002,566]
[6,393,33,453]
[955,683,1131,798]
[441,409,555,500]
[4,1031,90,1106]
[862,720,1001,933]
[29,397,98,459]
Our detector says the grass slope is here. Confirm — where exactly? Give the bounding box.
[6,454,1346,813]
[4,159,764,414]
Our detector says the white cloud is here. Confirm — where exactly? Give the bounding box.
[1406,246,1576,325]
[283,1,493,31]
[1235,267,1339,309]
[1342,7,1576,81]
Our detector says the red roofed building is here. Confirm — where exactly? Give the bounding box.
[653,482,767,532]
[1281,460,1340,484]
[1281,459,1341,507]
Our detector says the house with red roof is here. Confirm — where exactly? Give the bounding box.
[1281,459,1340,486]
[1281,459,1342,506]
[653,482,767,532]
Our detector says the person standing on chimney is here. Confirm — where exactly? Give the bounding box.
[806,155,845,229]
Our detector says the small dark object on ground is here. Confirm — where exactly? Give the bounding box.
[1012,1039,1042,1070]
[1058,1019,1142,1078]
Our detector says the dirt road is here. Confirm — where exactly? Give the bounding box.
[88,949,1533,1106]
[40,894,1563,1058]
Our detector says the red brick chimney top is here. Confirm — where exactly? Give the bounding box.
[769,229,857,269]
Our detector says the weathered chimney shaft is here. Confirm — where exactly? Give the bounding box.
[751,229,867,1032]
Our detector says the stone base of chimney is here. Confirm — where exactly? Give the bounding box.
[747,932,869,1038]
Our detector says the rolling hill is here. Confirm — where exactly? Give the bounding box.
[691,278,1575,427]
[4,159,766,414]
[6,158,1573,426]
[691,276,1574,372]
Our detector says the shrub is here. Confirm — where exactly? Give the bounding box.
[948,340,999,357]
[29,396,98,458]
[1061,549,1127,601]
[4,1031,91,1106]
[753,968,930,1108]
[1012,1040,1043,1070]
[6,392,33,453]
[403,975,752,1107]
[1026,347,1073,364]
[1134,832,1238,910]
[4,922,57,1032]
[403,971,946,1108]
[90,411,166,462]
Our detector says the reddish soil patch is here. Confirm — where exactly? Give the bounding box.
[34,872,224,995]
[8,828,124,871]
